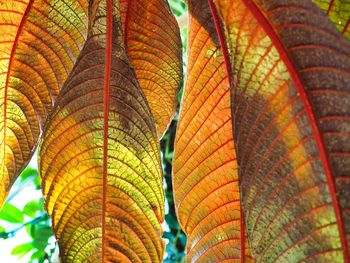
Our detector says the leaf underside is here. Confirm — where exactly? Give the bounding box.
[173,0,253,261]
[39,0,164,261]
[215,0,350,261]
[312,0,350,40]
[0,0,88,206]
[120,0,183,138]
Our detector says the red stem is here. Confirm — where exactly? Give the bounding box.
[102,0,113,260]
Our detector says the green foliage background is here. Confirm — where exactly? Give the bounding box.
[0,1,188,262]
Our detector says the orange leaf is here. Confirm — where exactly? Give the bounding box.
[120,0,183,138]
[0,0,88,206]
[39,0,164,261]
[214,0,350,261]
[173,0,253,261]
[312,0,350,40]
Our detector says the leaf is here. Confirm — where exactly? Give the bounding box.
[39,0,165,261]
[23,200,41,218]
[11,242,34,258]
[0,0,88,206]
[120,0,183,138]
[214,0,350,261]
[172,0,253,261]
[0,202,24,223]
[20,167,37,182]
[32,224,53,249]
[30,250,46,263]
[312,0,350,40]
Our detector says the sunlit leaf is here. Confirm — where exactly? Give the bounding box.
[172,0,253,261]
[312,0,350,40]
[120,0,183,138]
[23,200,41,218]
[30,250,46,263]
[0,0,88,206]
[11,242,34,258]
[214,0,350,261]
[20,167,37,182]
[39,0,164,261]
[0,202,24,223]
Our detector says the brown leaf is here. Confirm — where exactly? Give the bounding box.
[215,0,350,261]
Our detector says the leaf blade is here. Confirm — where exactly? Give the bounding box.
[173,1,253,261]
[215,0,350,261]
[312,0,350,40]
[0,0,88,206]
[121,0,183,138]
[39,0,164,261]
[0,202,24,223]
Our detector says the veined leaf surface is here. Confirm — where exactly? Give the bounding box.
[0,0,88,206]
[39,0,164,261]
[173,0,253,261]
[312,0,350,40]
[214,0,350,261]
[120,0,183,138]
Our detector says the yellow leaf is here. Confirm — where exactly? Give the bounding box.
[39,0,164,261]
[0,0,88,206]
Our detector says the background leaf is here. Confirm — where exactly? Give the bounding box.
[23,201,41,218]
[11,242,34,258]
[0,202,24,223]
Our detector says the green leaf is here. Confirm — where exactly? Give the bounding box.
[20,167,38,182]
[30,250,46,263]
[0,203,24,223]
[11,242,34,258]
[23,201,41,218]
[32,224,53,249]
[34,176,40,189]
[0,226,4,232]
[165,214,179,229]
[34,225,53,240]
[163,231,175,242]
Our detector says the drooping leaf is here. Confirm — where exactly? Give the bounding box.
[312,0,350,40]
[214,0,350,261]
[0,0,88,206]
[39,0,164,261]
[120,0,183,138]
[172,0,253,261]
[0,202,24,223]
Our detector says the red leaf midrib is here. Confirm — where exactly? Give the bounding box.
[2,0,34,175]
[241,0,349,260]
[102,0,113,260]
